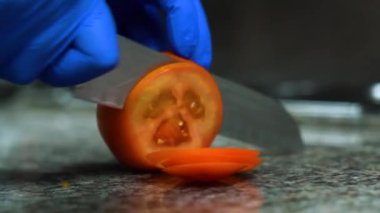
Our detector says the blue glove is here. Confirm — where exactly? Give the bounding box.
[0,0,211,86]
[107,0,212,68]
[0,0,118,86]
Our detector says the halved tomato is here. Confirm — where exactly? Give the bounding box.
[97,60,223,169]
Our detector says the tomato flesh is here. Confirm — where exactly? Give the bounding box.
[153,114,191,146]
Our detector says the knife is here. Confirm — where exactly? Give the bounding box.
[75,36,303,154]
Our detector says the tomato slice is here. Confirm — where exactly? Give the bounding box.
[146,148,261,167]
[160,155,261,168]
[161,162,254,181]
[97,60,223,169]
[146,148,261,180]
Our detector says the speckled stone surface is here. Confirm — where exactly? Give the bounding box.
[0,87,379,212]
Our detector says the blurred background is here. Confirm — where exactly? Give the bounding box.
[203,0,380,107]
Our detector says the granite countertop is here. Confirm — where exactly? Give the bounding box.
[0,87,379,212]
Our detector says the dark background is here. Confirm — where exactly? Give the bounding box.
[203,0,380,103]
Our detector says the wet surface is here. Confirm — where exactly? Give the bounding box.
[0,87,379,212]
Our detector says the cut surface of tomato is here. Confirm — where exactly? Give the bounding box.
[97,61,223,169]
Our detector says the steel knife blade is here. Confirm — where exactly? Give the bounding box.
[74,36,303,154]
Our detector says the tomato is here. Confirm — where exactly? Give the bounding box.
[97,60,223,169]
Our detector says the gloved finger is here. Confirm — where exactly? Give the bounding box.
[0,1,94,85]
[157,0,199,58]
[41,0,119,86]
[128,1,169,51]
[188,0,212,69]
[157,0,212,68]
[107,0,168,51]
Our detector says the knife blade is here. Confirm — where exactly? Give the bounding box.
[75,36,175,109]
[74,36,303,154]
[214,76,303,153]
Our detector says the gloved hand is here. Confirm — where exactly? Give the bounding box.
[0,0,118,86]
[107,0,212,68]
[0,0,211,86]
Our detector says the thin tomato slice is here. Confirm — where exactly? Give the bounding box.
[161,162,253,181]
[146,148,261,180]
[146,148,261,167]
[160,155,262,169]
